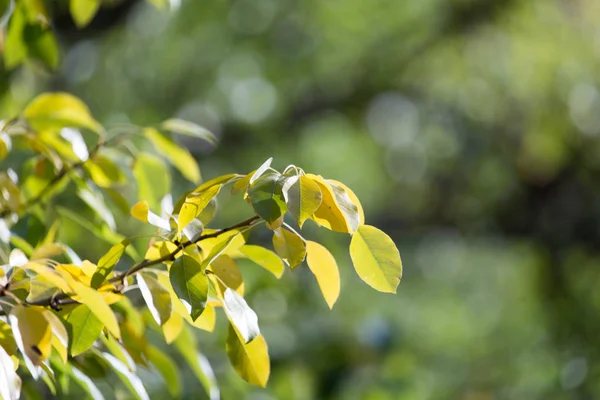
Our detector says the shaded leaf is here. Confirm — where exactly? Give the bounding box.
[161,118,217,145]
[100,334,135,372]
[101,352,150,400]
[65,304,103,356]
[226,323,269,387]
[146,345,181,397]
[282,175,322,228]
[349,225,402,293]
[137,273,172,326]
[42,310,68,364]
[306,241,340,309]
[209,254,243,295]
[169,255,208,321]
[249,157,273,185]
[272,227,306,269]
[247,171,287,224]
[133,153,170,212]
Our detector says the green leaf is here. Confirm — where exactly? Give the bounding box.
[137,273,172,326]
[222,288,259,344]
[65,304,103,356]
[146,345,181,397]
[226,323,270,387]
[133,153,171,212]
[67,280,121,338]
[238,245,284,278]
[92,239,131,288]
[3,5,26,69]
[349,225,402,293]
[178,184,221,232]
[22,92,101,133]
[101,352,150,400]
[68,364,105,400]
[77,185,116,231]
[282,175,322,228]
[85,155,126,188]
[69,0,100,28]
[272,227,306,269]
[100,334,135,372]
[173,323,219,399]
[306,241,340,309]
[144,127,201,183]
[169,255,209,321]
[247,171,287,224]
[23,22,59,69]
[161,118,217,145]
[0,345,21,400]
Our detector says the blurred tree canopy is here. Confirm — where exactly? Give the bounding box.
[1,0,600,399]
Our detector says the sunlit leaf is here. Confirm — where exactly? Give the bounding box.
[23,92,101,133]
[161,118,217,145]
[10,305,52,365]
[178,184,221,232]
[208,254,243,295]
[133,153,171,212]
[349,225,402,293]
[30,243,65,261]
[272,227,306,269]
[0,345,21,400]
[144,127,201,183]
[70,0,100,28]
[161,311,184,344]
[67,279,121,338]
[238,245,284,278]
[137,273,172,326]
[65,304,103,356]
[146,345,181,397]
[282,175,322,228]
[169,254,208,321]
[306,241,340,309]
[101,352,150,400]
[226,323,270,388]
[92,239,131,288]
[173,324,219,399]
[130,200,171,231]
[77,186,116,230]
[306,174,351,233]
[85,155,126,188]
[247,171,287,224]
[222,288,259,344]
[249,157,273,185]
[42,310,68,364]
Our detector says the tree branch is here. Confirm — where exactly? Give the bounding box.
[23,214,261,309]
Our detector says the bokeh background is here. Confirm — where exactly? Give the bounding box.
[2,0,600,398]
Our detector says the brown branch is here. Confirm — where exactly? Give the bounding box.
[24,215,261,308]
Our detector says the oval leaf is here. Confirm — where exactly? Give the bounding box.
[222,288,259,344]
[23,92,101,133]
[247,171,287,224]
[161,118,217,145]
[66,304,104,356]
[70,0,101,28]
[238,245,284,278]
[144,127,201,183]
[305,241,340,309]
[10,305,52,365]
[178,184,221,232]
[306,174,353,233]
[68,280,121,338]
[272,227,306,269]
[349,225,402,293]
[226,323,270,388]
[137,273,172,326]
[169,254,209,321]
[282,175,322,228]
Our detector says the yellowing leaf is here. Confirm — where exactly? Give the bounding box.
[247,171,287,224]
[190,303,216,332]
[144,128,201,183]
[145,240,178,263]
[238,245,284,278]
[133,153,170,212]
[43,310,69,364]
[226,324,269,387]
[178,184,221,231]
[208,255,244,295]
[231,170,255,195]
[282,175,322,228]
[169,255,208,321]
[349,225,402,293]
[92,239,131,288]
[30,243,65,261]
[161,312,184,344]
[10,305,52,365]
[130,201,171,231]
[306,174,350,233]
[328,179,365,226]
[23,92,101,133]
[137,273,172,326]
[85,155,125,188]
[325,179,361,232]
[68,280,121,338]
[272,227,306,269]
[222,288,259,344]
[70,0,100,28]
[306,241,340,309]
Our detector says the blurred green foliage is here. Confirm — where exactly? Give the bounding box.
[2,0,600,398]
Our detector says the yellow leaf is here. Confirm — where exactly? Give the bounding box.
[67,280,121,338]
[306,241,340,309]
[231,170,255,196]
[145,240,179,263]
[349,225,402,293]
[328,179,364,226]
[272,227,306,269]
[130,200,171,231]
[238,245,284,278]
[208,255,244,295]
[144,128,201,183]
[30,243,65,261]
[70,0,101,28]
[306,174,350,233]
[178,184,221,231]
[226,324,270,387]
[282,175,322,228]
[190,303,216,332]
[10,306,52,365]
[161,312,184,344]
[24,262,71,293]
[42,310,68,364]
[23,92,101,133]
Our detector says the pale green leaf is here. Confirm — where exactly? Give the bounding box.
[306,241,340,309]
[137,273,172,326]
[69,0,100,28]
[23,92,101,133]
[92,239,131,288]
[349,225,402,293]
[133,153,171,212]
[65,304,103,356]
[144,127,201,183]
[169,255,208,321]
[101,352,150,400]
[238,245,284,278]
[146,345,181,397]
[226,324,270,387]
[161,118,217,145]
[68,280,121,338]
[249,157,273,185]
[100,334,135,372]
[272,227,306,269]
